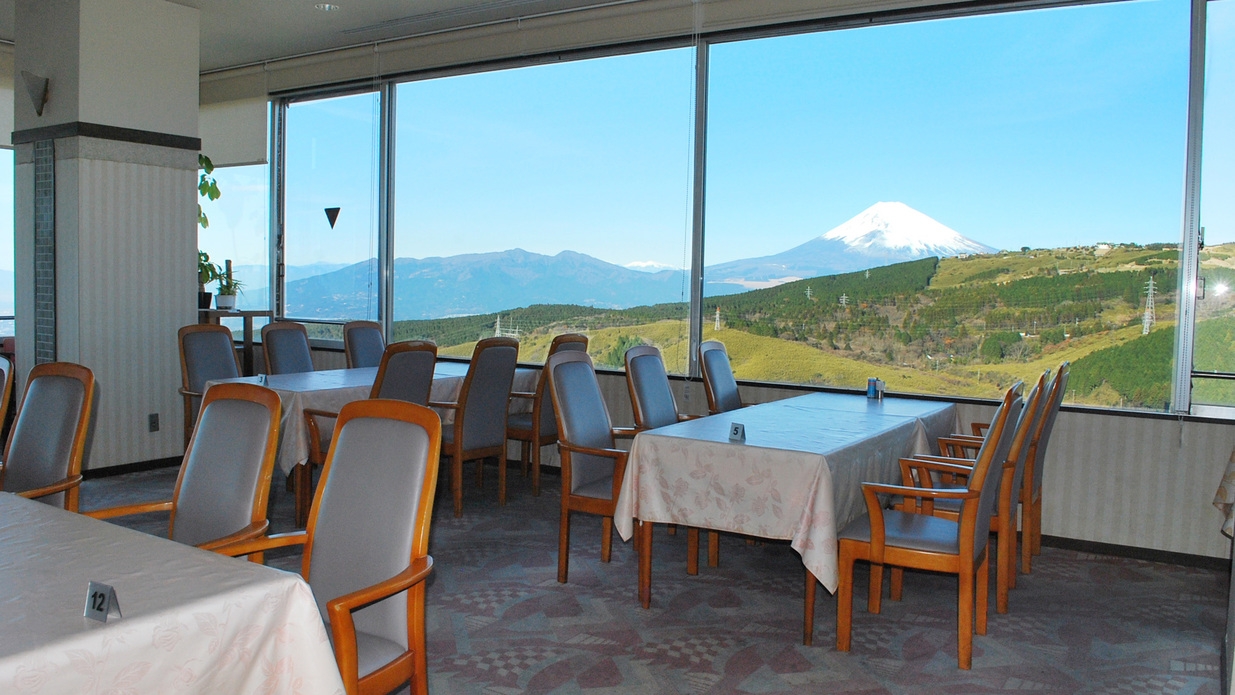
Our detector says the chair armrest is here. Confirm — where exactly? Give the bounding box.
[303,408,339,419]
[304,408,340,464]
[326,556,435,695]
[509,391,536,400]
[197,520,270,552]
[178,387,203,398]
[908,454,977,468]
[427,401,459,410]
[946,434,984,443]
[677,414,703,421]
[213,530,308,558]
[938,435,983,458]
[561,441,628,459]
[971,422,990,436]
[17,475,83,501]
[612,427,639,439]
[83,499,174,520]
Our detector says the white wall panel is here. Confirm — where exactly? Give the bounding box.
[56,137,196,469]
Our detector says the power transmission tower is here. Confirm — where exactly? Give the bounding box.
[1142,276,1156,335]
[805,286,812,300]
[839,293,848,307]
[714,307,721,331]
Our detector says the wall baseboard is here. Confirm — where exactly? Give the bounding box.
[82,456,181,480]
[1042,535,1226,572]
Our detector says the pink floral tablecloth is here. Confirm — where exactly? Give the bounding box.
[615,393,958,593]
[1213,448,1235,538]
[0,493,345,694]
[211,364,538,475]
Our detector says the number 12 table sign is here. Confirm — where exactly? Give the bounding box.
[83,581,122,623]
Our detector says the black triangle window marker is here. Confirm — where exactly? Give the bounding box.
[325,207,341,229]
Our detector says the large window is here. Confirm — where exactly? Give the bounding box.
[267,0,1232,414]
[391,50,695,367]
[282,91,382,326]
[0,148,12,337]
[1191,0,1235,407]
[704,0,1189,410]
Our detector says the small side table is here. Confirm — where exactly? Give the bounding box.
[198,309,272,376]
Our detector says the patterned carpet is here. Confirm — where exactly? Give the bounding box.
[81,465,1226,695]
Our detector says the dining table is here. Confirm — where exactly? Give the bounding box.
[0,493,345,694]
[208,361,539,477]
[614,391,958,631]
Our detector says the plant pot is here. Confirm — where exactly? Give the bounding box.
[198,291,213,309]
[215,294,236,310]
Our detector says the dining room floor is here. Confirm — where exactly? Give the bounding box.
[80,464,1225,695]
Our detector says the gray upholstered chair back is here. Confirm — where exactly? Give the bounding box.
[536,336,588,435]
[700,341,742,413]
[1032,365,1069,495]
[459,339,518,450]
[172,393,275,547]
[1007,376,1047,514]
[309,412,435,649]
[548,353,617,496]
[627,347,679,430]
[374,342,437,406]
[263,323,314,375]
[4,372,88,508]
[971,391,1023,558]
[181,326,240,421]
[344,321,385,369]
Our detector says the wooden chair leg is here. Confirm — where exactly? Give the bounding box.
[976,548,990,636]
[667,524,677,535]
[687,528,699,575]
[601,516,613,562]
[890,567,903,601]
[998,516,1013,613]
[804,570,817,646]
[521,441,531,477]
[294,463,313,527]
[452,453,464,518]
[1032,497,1043,555]
[558,507,571,583]
[958,560,974,670]
[531,442,541,497]
[868,563,884,614]
[707,531,719,567]
[498,451,507,506]
[836,543,856,652]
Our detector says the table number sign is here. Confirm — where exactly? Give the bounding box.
[83,581,122,622]
[728,422,746,443]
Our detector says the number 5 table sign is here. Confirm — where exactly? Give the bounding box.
[83,581,122,622]
[728,422,746,443]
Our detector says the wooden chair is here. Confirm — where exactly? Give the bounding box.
[545,350,636,583]
[624,344,717,573]
[262,321,314,374]
[300,340,439,526]
[86,383,280,554]
[0,362,96,512]
[344,320,385,368]
[178,323,241,447]
[0,356,14,450]
[507,333,588,497]
[834,383,1022,669]
[218,399,441,695]
[947,363,1070,574]
[698,340,744,414]
[430,337,518,516]
[900,372,1046,613]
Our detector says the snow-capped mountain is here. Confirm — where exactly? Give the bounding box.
[704,202,994,295]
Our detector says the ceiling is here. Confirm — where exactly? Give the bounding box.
[0,0,624,73]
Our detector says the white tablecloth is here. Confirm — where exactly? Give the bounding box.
[0,493,344,694]
[614,393,958,593]
[210,363,538,475]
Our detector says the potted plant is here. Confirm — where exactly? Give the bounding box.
[215,260,243,310]
[198,250,220,309]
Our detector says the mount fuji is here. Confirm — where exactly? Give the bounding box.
[704,202,995,295]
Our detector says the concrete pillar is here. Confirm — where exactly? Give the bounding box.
[12,0,199,469]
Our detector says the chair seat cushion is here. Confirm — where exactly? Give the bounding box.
[507,412,534,436]
[573,476,615,500]
[839,509,960,555]
[329,624,407,679]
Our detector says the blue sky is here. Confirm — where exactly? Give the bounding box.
[200,0,1229,272]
